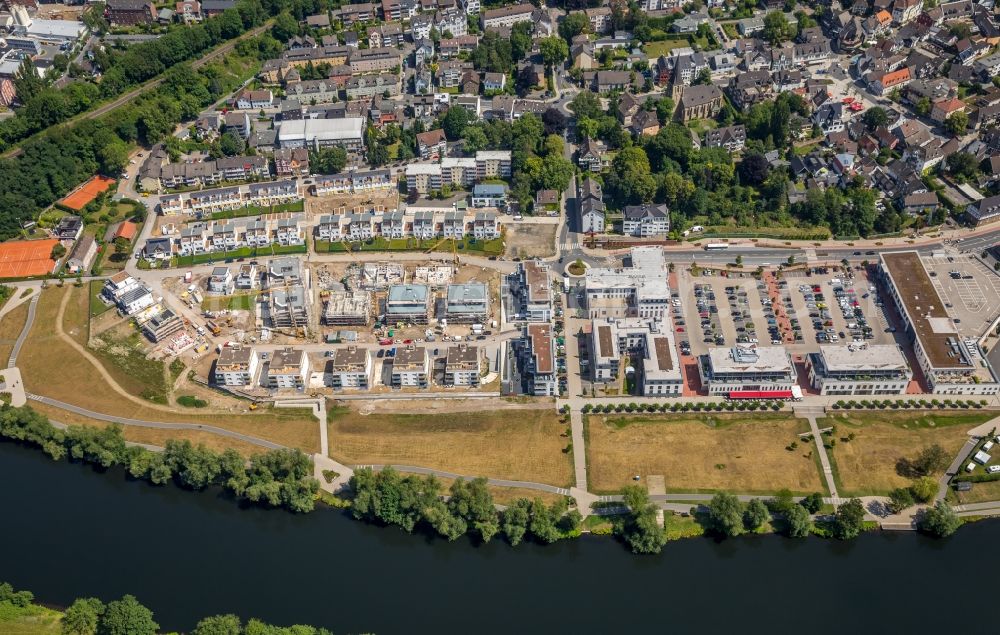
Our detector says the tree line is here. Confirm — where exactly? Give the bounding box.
[350,467,582,544]
[0,30,283,240]
[1,580,350,635]
[0,405,319,513]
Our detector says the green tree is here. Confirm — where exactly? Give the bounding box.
[218,131,245,156]
[560,12,590,41]
[61,598,104,635]
[192,614,242,635]
[910,476,938,503]
[763,11,794,45]
[916,96,931,116]
[887,487,915,514]
[113,236,130,256]
[501,498,531,546]
[800,492,824,514]
[97,595,158,635]
[539,36,569,68]
[707,492,745,537]
[832,498,866,540]
[51,243,66,260]
[97,140,129,176]
[946,152,979,182]
[448,477,500,543]
[785,503,812,538]
[310,147,347,175]
[918,501,961,537]
[863,106,888,131]
[441,106,472,140]
[619,485,666,554]
[744,498,769,531]
[271,11,299,42]
[606,146,655,203]
[945,111,968,136]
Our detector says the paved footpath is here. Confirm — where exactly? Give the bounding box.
[794,404,840,504]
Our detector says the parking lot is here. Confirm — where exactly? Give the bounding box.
[921,254,1000,339]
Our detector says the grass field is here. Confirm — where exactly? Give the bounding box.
[819,411,995,495]
[19,287,320,452]
[327,405,574,486]
[201,292,259,311]
[29,401,268,456]
[642,38,691,57]
[0,300,29,364]
[89,279,113,317]
[953,479,1000,505]
[585,413,824,494]
[0,604,62,635]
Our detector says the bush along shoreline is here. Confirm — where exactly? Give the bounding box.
[0,580,356,635]
[0,405,318,513]
[0,405,967,551]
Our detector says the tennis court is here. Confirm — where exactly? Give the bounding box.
[0,239,59,278]
[59,175,116,211]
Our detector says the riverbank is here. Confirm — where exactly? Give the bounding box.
[3,438,1000,634]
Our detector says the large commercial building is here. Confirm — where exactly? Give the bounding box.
[879,251,999,395]
[805,344,912,396]
[277,117,365,151]
[584,247,670,319]
[699,345,798,397]
[590,317,682,396]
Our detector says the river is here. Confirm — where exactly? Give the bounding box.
[0,439,993,634]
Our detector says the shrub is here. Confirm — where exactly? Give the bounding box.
[176,395,207,408]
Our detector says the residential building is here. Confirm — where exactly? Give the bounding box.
[481,3,533,29]
[235,89,274,110]
[391,346,430,387]
[416,128,447,160]
[322,291,372,325]
[235,264,258,289]
[265,348,309,390]
[106,0,156,25]
[262,285,309,328]
[140,306,184,343]
[879,251,1000,394]
[584,247,670,319]
[590,317,682,396]
[520,323,557,396]
[207,266,235,295]
[471,183,507,208]
[579,177,605,234]
[386,284,430,324]
[345,73,400,99]
[704,124,746,153]
[325,346,372,389]
[55,215,83,241]
[966,194,1000,227]
[445,283,488,323]
[66,235,96,274]
[504,260,552,322]
[444,344,481,386]
[214,346,259,386]
[274,148,310,177]
[622,204,670,238]
[348,47,401,74]
[806,344,912,395]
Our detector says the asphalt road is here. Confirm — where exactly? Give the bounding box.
[8,292,38,368]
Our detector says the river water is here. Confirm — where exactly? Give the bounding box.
[0,440,993,634]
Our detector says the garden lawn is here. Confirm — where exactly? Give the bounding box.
[585,412,824,494]
[327,406,574,486]
[819,410,994,496]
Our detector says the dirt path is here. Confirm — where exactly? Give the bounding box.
[52,289,181,414]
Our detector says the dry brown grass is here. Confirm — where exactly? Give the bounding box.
[953,480,1000,505]
[819,411,994,496]
[327,405,574,486]
[586,413,824,495]
[30,401,266,456]
[19,287,320,452]
[0,300,29,364]
[505,224,556,259]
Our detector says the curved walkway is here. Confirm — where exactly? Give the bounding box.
[8,292,38,368]
[363,464,572,496]
[27,394,286,450]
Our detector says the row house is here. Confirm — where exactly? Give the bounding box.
[282,45,351,69]
[311,169,394,196]
[348,47,401,74]
[190,187,243,214]
[345,73,400,99]
[317,210,501,242]
[235,89,274,110]
[216,156,270,182]
[247,180,299,207]
[274,216,305,246]
[413,211,436,239]
[481,3,533,29]
[285,80,339,104]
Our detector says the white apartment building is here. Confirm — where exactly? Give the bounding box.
[444,344,481,386]
[214,346,260,387]
[806,344,913,396]
[505,260,553,322]
[325,346,372,389]
[265,348,310,390]
[522,323,557,396]
[391,346,430,388]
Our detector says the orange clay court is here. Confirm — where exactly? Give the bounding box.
[0,239,59,278]
[59,175,116,211]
